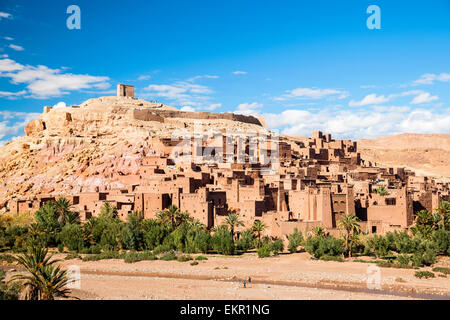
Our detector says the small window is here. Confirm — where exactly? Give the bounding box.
[372,226,377,233]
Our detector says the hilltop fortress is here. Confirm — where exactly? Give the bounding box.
[1,85,449,238]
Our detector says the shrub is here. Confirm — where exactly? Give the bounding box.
[431,229,450,255]
[366,235,390,258]
[396,254,412,268]
[121,213,143,251]
[160,251,177,261]
[195,255,208,261]
[190,261,199,266]
[432,267,450,275]
[64,253,81,260]
[211,226,235,255]
[177,254,193,262]
[257,242,272,258]
[305,236,344,259]
[82,251,123,262]
[153,244,173,255]
[142,220,170,250]
[123,251,157,263]
[287,228,303,253]
[236,229,254,252]
[270,238,284,255]
[320,255,344,262]
[58,243,64,253]
[58,223,85,252]
[414,271,435,279]
[0,270,21,300]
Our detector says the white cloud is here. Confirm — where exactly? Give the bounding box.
[53,101,67,109]
[137,75,151,81]
[8,44,24,51]
[0,12,12,20]
[4,36,13,41]
[410,92,438,104]
[232,71,247,75]
[187,75,219,81]
[0,90,26,98]
[0,58,24,72]
[274,87,347,101]
[203,103,221,111]
[263,106,450,140]
[234,102,262,116]
[413,73,450,85]
[0,111,41,140]
[0,54,8,58]
[349,94,390,106]
[180,106,195,112]
[0,58,110,98]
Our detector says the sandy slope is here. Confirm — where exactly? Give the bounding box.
[358,133,450,180]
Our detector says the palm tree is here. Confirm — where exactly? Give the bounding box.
[435,201,450,229]
[100,202,118,219]
[9,247,71,300]
[224,213,244,240]
[54,198,73,226]
[337,214,361,258]
[312,226,327,237]
[252,220,267,247]
[158,205,183,230]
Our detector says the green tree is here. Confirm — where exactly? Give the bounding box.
[337,215,361,258]
[435,201,450,230]
[252,220,267,247]
[411,210,436,239]
[9,247,71,300]
[224,213,244,241]
[287,228,303,253]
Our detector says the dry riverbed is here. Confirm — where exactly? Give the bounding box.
[36,252,450,300]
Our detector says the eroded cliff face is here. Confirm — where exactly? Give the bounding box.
[0,96,268,209]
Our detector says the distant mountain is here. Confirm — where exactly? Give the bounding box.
[358,133,450,181]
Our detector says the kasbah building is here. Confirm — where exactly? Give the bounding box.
[6,84,450,240]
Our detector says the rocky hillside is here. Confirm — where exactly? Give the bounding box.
[0,96,268,209]
[358,133,450,181]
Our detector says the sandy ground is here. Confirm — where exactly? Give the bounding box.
[36,252,450,300]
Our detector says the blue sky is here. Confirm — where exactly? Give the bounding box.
[0,0,449,144]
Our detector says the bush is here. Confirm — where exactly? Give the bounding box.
[287,228,303,253]
[82,251,123,262]
[236,229,254,252]
[211,226,235,255]
[431,229,450,255]
[396,254,412,268]
[432,267,450,275]
[160,251,177,261]
[65,253,81,260]
[58,223,85,252]
[415,271,435,279]
[0,270,21,300]
[257,242,272,258]
[190,261,199,266]
[270,238,284,255]
[366,235,390,258]
[58,243,64,253]
[121,213,143,251]
[123,251,157,263]
[177,254,193,262]
[305,236,344,259]
[153,244,173,255]
[142,220,170,250]
[195,255,208,261]
[320,255,344,262]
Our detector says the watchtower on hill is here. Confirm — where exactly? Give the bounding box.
[117,84,135,99]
